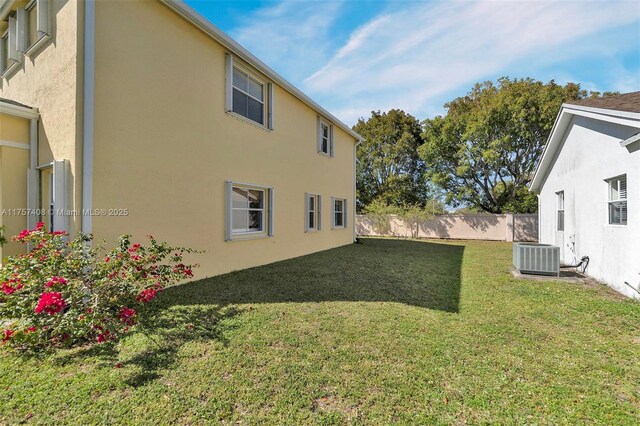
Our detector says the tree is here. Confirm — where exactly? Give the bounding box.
[353,109,430,211]
[419,78,612,213]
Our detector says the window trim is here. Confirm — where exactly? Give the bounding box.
[606,174,627,226]
[225,181,274,241]
[225,54,274,130]
[305,193,322,232]
[556,191,564,231]
[23,0,51,57]
[331,197,347,229]
[317,117,334,157]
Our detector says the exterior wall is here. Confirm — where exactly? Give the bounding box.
[538,115,640,298]
[91,0,356,278]
[356,214,538,242]
[0,113,29,259]
[0,0,84,236]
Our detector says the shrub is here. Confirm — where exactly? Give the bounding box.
[0,223,199,352]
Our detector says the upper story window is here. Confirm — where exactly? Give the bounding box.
[607,175,627,225]
[225,54,274,129]
[556,191,564,231]
[0,0,51,78]
[0,31,8,74]
[232,67,265,125]
[225,181,274,241]
[26,0,39,47]
[317,117,334,157]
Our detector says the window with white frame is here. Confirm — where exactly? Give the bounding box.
[305,193,321,232]
[556,191,564,231]
[0,31,8,74]
[317,117,334,156]
[607,175,627,225]
[225,182,274,240]
[23,0,51,54]
[225,54,273,129]
[232,66,265,125]
[332,197,347,229]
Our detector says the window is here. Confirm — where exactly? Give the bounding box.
[232,67,265,125]
[21,0,50,55]
[225,181,274,240]
[317,117,334,156]
[332,197,347,229]
[0,32,8,74]
[305,193,322,232]
[225,54,274,129]
[26,1,38,48]
[556,191,564,231]
[607,175,627,225]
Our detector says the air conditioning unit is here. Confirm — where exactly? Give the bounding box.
[513,243,560,276]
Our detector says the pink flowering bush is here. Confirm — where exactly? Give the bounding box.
[0,223,199,351]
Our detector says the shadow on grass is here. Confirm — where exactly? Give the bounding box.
[167,238,465,313]
[51,238,462,385]
[52,304,241,387]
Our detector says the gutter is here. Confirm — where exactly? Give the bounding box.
[353,138,363,242]
[620,132,640,148]
[81,0,95,234]
[158,0,362,143]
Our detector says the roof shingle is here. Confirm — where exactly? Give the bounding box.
[565,91,640,113]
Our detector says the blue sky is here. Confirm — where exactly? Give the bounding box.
[185,0,640,125]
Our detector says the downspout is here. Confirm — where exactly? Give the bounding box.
[537,193,541,243]
[81,0,95,235]
[353,138,363,242]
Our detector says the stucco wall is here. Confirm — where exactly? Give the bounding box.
[356,214,538,242]
[538,115,640,299]
[0,0,84,236]
[91,0,356,278]
[0,113,30,259]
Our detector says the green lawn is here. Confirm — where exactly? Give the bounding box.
[2,238,639,424]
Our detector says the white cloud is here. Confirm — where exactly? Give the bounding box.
[304,0,640,123]
[230,0,345,82]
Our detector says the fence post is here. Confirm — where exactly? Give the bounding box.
[505,213,514,242]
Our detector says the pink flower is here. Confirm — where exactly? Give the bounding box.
[136,288,156,303]
[44,276,68,288]
[2,329,14,344]
[26,326,37,333]
[118,307,136,326]
[36,222,45,230]
[34,292,66,315]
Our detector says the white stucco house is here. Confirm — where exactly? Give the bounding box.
[530,92,640,299]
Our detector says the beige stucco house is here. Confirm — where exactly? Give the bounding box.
[0,0,362,278]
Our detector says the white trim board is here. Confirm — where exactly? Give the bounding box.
[0,100,39,119]
[0,140,29,149]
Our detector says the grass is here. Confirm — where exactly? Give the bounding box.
[1,238,639,424]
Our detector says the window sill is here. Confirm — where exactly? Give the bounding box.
[317,151,333,158]
[226,232,270,242]
[604,224,627,228]
[1,61,21,79]
[24,34,51,58]
[332,226,346,230]
[226,111,271,132]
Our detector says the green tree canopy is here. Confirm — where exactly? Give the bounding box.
[419,78,611,213]
[354,109,431,211]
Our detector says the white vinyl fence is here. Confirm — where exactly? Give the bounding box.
[356,213,538,242]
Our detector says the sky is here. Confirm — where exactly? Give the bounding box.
[184,0,640,125]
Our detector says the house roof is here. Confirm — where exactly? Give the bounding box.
[564,91,640,113]
[0,97,34,109]
[0,97,39,119]
[529,91,640,192]
[159,0,363,143]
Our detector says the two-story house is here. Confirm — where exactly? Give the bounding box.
[0,0,362,278]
